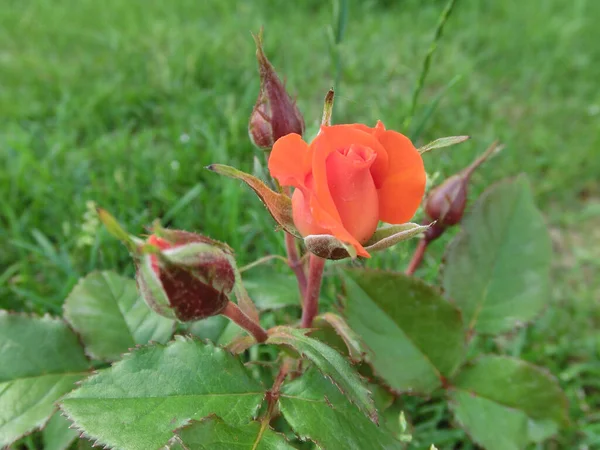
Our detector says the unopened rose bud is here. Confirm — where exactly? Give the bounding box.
[248,31,305,150]
[424,174,468,226]
[423,141,501,241]
[136,230,236,322]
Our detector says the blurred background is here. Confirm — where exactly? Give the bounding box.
[1,0,598,447]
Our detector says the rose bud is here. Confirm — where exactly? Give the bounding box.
[424,174,467,226]
[268,121,427,258]
[248,32,305,150]
[423,141,501,241]
[136,230,236,322]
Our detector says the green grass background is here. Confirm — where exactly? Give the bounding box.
[1,0,598,447]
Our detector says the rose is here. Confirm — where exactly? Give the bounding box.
[268,121,426,257]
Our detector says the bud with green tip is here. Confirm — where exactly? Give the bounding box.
[137,230,236,322]
[248,30,305,150]
[97,210,266,341]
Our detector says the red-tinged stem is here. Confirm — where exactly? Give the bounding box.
[283,186,308,301]
[301,255,326,328]
[462,140,501,179]
[405,238,429,276]
[285,232,308,301]
[221,301,268,343]
[255,359,292,441]
[266,360,291,413]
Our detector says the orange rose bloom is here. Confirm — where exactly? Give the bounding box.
[268,121,426,257]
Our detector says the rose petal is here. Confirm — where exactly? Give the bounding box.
[307,127,376,257]
[268,133,312,188]
[309,195,370,258]
[376,130,426,224]
[325,145,379,243]
[291,188,328,237]
[315,124,389,189]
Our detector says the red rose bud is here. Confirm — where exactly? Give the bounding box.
[248,31,305,150]
[424,174,468,227]
[423,141,502,241]
[136,230,236,322]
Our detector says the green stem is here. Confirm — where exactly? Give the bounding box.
[301,255,326,328]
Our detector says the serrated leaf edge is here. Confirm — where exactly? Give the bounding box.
[167,414,295,450]
[62,271,177,362]
[58,336,266,450]
[0,310,92,448]
[267,326,378,424]
[439,174,552,336]
[340,268,467,391]
[449,355,570,427]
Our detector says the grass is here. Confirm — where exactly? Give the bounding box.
[1,0,599,447]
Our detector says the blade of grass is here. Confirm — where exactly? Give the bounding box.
[403,0,459,130]
[327,0,349,107]
[162,183,204,224]
[409,74,462,141]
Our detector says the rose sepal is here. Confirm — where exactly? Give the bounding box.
[418,135,470,154]
[207,163,301,238]
[304,222,431,260]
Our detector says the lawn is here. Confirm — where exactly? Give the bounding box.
[1,0,599,448]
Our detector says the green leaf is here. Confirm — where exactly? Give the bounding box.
[186,315,230,342]
[43,412,79,450]
[171,416,295,450]
[77,438,96,450]
[243,271,301,310]
[218,321,246,346]
[63,271,175,361]
[313,312,365,362]
[280,369,401,449]
[187,316,247,351]
[60,337,265,450]
[267,326,376,422]
[0,312,89,448]
[342,269,465,394]
[448,355,569,450]
[450,391,528,450]
[417,135,470,154]
[527,418,559,443]
[442,175,552,334]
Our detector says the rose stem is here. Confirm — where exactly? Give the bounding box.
[285,232,308,300]
[282,186,308,301]
[221,301,268,343]
[405,238,429,276]
[301,254,326,328]
[257,358,292,438]
[296,90,334,326]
